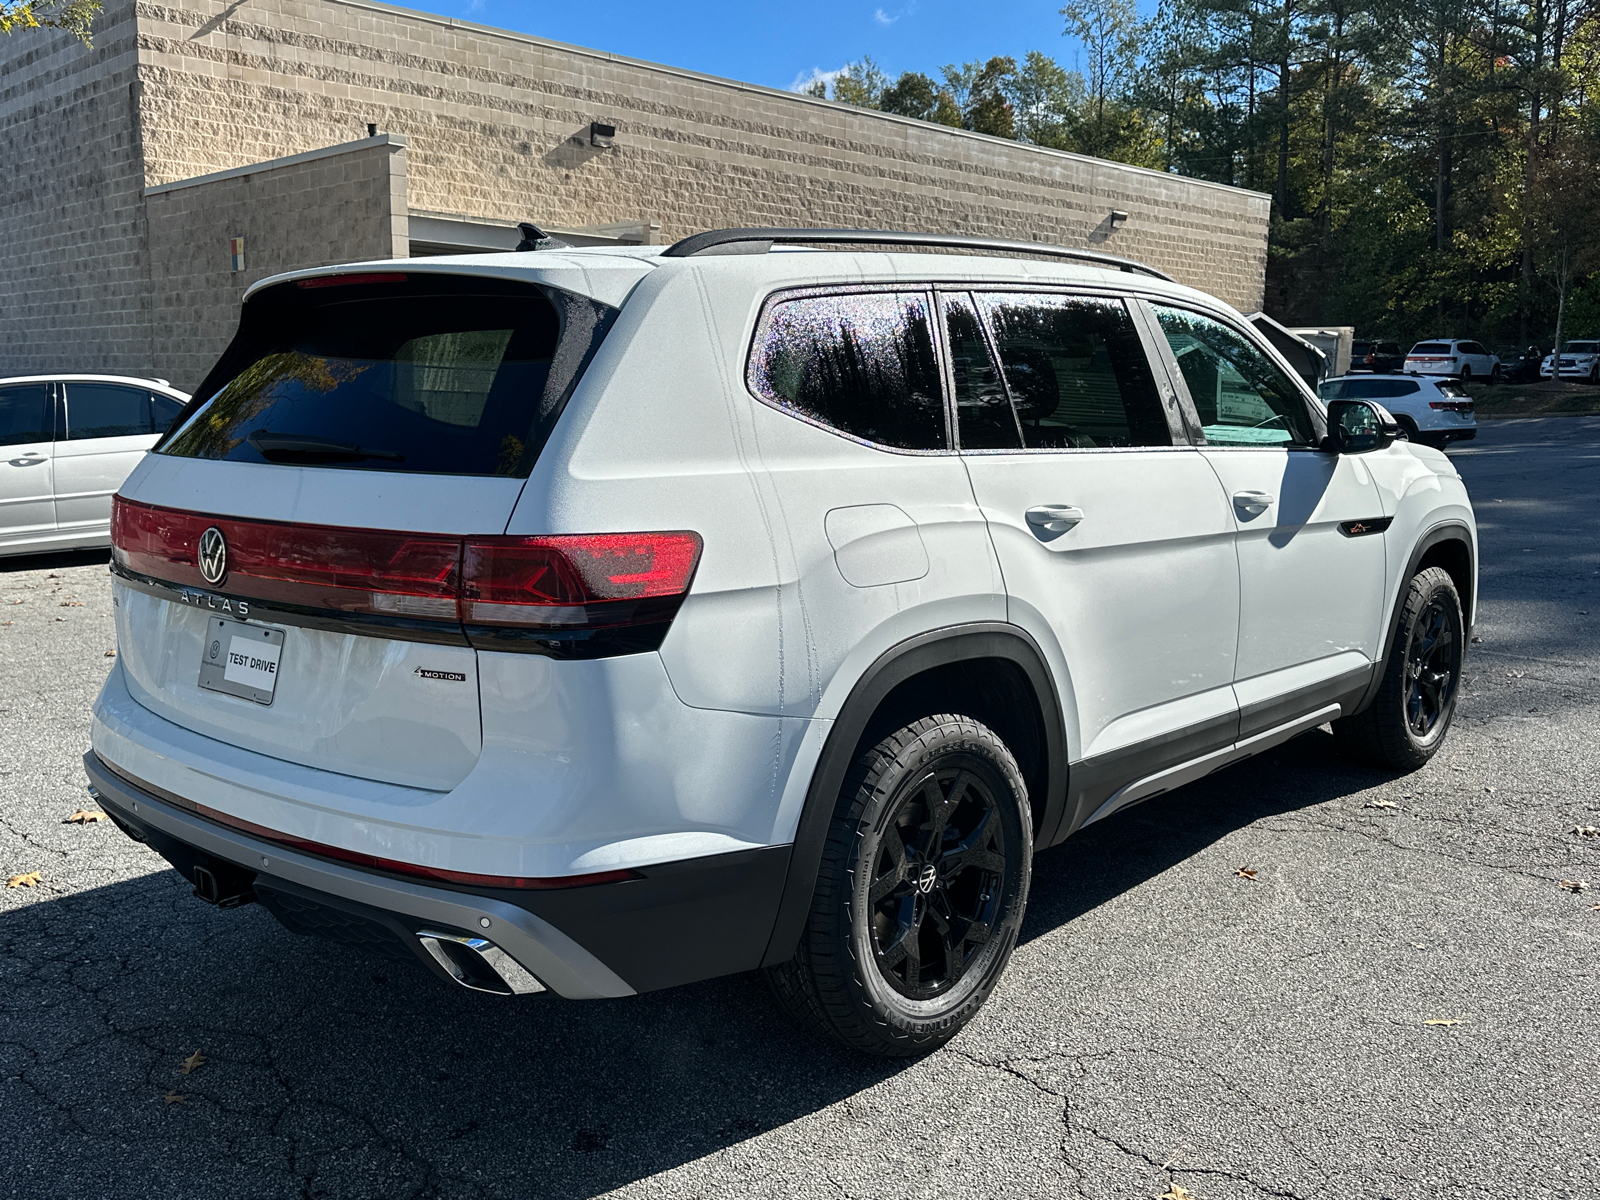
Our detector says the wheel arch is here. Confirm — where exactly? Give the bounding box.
[759,622,1068,969]
[1352,521,1475,717]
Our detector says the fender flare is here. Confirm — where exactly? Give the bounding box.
[759,622,1068,969]
[1351,520,1475,717]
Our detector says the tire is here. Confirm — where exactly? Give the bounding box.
[1459,365,1472,384]
[1489,365,1501,384]
[1589,365,1599,386]
[766,715,1033,1057]
[1394,415,1417,442]
[1333,567,1464,771]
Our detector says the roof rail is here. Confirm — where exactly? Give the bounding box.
[659,227,1174,281]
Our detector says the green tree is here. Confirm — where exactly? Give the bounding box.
[831,57,889,108]
[1,0,98,43]
[1004,51,1087,148]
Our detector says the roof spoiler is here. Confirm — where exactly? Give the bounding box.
[659,227,1173,281]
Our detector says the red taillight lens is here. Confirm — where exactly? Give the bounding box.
[112,498,703,645]
[461,533,703,626]
[1429,401,1474,413]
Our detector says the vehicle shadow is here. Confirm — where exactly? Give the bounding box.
[0,729,1385,1199]
[0,547,109,573]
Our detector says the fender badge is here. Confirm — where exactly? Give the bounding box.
[414,667,467,682]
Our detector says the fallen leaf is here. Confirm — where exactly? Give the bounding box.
[1505,670,1525,678]
[1364,799,1399,809]
[104,650,116,657]
[179,1050,207,1075]
[6,872,42,889]
[1484,786,1496,793]
[1412,942,1427,949]
[1572,826,1600,838]
[9,599,23,605]
[162,1091,187,1106]
[58,600,83,607]
[53,617,64,622]
[1423,1018,1463,1026]
[1235,867,1258,880]
[1558,879,1589,893]
[1159,1187,1195,1200]
[64,810,107,824]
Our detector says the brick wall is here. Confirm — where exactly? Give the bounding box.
[0,0,150,378]
[144,135,406,388]
[130,0,1271,311]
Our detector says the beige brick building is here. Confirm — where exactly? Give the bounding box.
[1,0,1272,391]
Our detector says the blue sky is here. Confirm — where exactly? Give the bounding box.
[413,1,1096,93]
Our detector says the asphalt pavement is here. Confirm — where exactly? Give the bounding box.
[2,417,1597,1200]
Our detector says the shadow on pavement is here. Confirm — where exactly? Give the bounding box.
[1,728,1393,1200]
[0,547,110,574]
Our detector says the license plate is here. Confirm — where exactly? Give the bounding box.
[198,617,285,706]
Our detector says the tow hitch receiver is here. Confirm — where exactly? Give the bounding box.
[191,862,257,909]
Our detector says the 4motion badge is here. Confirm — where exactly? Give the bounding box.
[414,667,467,682]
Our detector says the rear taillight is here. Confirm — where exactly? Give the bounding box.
[461,533,702,627]
[1429,401,1474,413]
[111,497,702,654]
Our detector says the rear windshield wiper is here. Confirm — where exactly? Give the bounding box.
[246,430,405,464]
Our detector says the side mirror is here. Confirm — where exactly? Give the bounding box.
[1326,399,1399,454]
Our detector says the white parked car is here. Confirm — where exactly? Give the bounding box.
[1540,340,1600,383]
[85,231,1477,1056]
[0,374,189,558]
[1318,374,1477,448]
[1403,339,1499,383]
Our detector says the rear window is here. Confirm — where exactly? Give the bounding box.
[1410,343,1451,354]
[160,275,616,477]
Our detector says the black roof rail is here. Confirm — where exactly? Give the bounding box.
[658,227,1174,281]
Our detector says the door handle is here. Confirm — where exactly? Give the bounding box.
[1025,504,1085,533]
[1232,490,1274,517]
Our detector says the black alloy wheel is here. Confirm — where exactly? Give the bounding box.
[1459,365,1472,384]
[1403,596,1460,738]
[766,714,1032,1057]
[1334,566,1464,771]
[1489,364,1502,384]
[1590,364,1599,386]
[868,765,1007,1000]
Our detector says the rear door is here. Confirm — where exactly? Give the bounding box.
[952,289,1242,777]
[1147,303,1386,733]
[0,382,56,549]
[54,381,161,537]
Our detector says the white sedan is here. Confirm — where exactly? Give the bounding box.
[0,374,189,558]
[1540,341,1600,383]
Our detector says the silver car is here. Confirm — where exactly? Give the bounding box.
[0,374,189,558]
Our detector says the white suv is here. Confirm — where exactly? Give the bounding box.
[1403,339,1499,382]
[1318,374,1477,448]
[0,375,189,558]
[86,230,1478,1056]
[1540,340,1600,383]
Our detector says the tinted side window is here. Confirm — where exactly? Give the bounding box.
[749,291,945,450]
[977,293,1170,449]
[944,293,1020,450]
[64,383,151,439]
[150,393,184,432]
[0,384,52,447]
[1151,306,1317,447]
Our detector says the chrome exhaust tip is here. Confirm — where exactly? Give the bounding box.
[414,929,546,995]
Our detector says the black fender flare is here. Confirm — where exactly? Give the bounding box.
[758,622,1068,968]
[1351,520,1475,717]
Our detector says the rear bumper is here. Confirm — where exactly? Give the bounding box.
[85,751,790,998]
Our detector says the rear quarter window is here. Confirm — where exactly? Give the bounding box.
[747,290,946,450]
[160,275,616,477]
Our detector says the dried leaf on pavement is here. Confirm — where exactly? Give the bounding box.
[64,810,106,824]
[1364,799,1399,809]
[1423,1018,1463,1026]
[6,872,42,888]
[1558,879,1590,893]
[58,600,83,607]
[1572,826,1600,838]
[179,1050,207,1075]
[1235,867,1258,880]
[1159,1187,1196,1200]
[104,650,115,657]
[162,1091,187,1105]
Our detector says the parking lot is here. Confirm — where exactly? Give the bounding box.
[2,416,1596,1200]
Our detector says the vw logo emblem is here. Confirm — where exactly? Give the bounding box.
[197,527,228,585]
[916,864,938,894]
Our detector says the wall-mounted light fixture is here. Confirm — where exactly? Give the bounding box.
[1109,209,1130,229]
[368,123,378,137]
[589,122,616,149]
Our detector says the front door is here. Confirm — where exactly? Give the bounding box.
[1147,303,1387,734]
[950,290,1242,783]
[53,381,161,536]
[0,381,57,549]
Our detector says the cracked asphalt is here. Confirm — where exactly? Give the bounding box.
[3,416,1598,1200]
